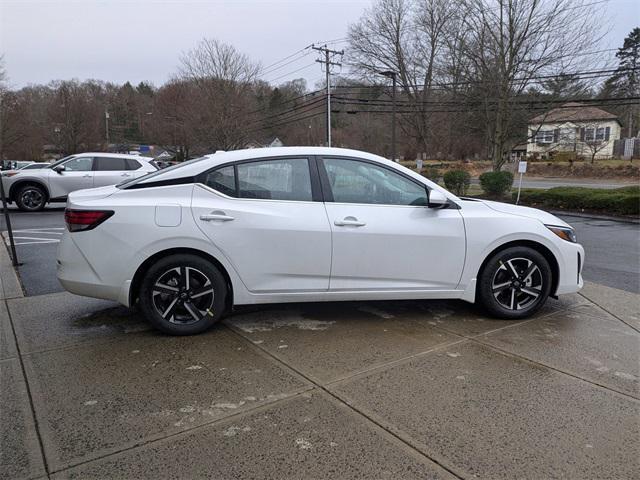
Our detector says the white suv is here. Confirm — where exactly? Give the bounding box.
[1,153,157,211]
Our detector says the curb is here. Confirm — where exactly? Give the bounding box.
[548,210,640,224]
[0,236,24,300]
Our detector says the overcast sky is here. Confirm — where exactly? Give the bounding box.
[0,0,637,90]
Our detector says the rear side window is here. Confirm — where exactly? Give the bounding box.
[204,158,313,201]
[126,159,142,170]
[95,157,127,171]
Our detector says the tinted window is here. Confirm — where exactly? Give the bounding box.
[322,158,428,206]
[95,157,127,171]
[126,158,142,170]
[205,166,236,197]
[63,157,93,172]
[237,158,312,201]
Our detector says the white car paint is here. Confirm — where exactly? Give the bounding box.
[1,152,156,207]
[56,147,584,311]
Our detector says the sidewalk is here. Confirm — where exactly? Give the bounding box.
[2,240,638,479]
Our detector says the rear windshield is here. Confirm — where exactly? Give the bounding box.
[117,156,208,188]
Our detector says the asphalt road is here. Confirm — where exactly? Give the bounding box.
[2,205,638,296]
[471,177,635,189]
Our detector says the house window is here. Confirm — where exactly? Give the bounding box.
[535,130,554,144]
[585,127,606,142]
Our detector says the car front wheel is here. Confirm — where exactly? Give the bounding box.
[139,254,227,335]
[16,185,47,211]
[478,246,552,319]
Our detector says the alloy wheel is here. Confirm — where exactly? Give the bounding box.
[20,188,45,210]
[491,257,543,311]
[152,266,215,324]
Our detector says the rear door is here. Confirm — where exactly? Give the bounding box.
[319,156,466,291]
[93,157,130,187]
[49,156,94,198]
[192,156,332,293]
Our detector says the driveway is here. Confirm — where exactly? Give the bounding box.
[2,238,639,479]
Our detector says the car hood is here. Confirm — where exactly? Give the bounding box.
[68,185,118,202]
[478,199,570,227]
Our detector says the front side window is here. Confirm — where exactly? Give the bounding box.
[205,158,313,201]
[322,158,428,206]
[63,157,93,171]
[95,157,127,171]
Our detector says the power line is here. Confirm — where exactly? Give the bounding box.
[265,62,317,83]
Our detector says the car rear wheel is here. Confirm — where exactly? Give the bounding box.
[139,254,227,335]
[478,246,552,319]
[16,185,47,211]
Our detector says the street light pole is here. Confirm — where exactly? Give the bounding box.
[379,70,397,162]
[105,110,110,147]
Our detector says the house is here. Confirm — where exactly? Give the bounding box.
[526,102,621,160]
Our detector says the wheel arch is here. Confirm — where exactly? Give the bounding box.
[476,240,560,297]
[9,179,50,202]
[129,247,234,312]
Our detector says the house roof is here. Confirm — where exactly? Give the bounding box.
[529,102,619,124]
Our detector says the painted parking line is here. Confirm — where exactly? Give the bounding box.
[3,227,64,246]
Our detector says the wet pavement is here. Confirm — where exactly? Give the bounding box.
[2,275,638,479]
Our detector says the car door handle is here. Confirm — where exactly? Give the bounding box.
[200,212,235,222]
[82,174,92,178]
[121,173,131,177]
[334,216,366,227]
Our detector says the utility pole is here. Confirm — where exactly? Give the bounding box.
[105,110,110,147]
[312,44,343,147]
[379,70,397,162]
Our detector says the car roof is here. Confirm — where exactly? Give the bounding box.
[73,152,152,161]
[136,147,389,183]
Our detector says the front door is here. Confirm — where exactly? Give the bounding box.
[319,157,466,291]
[192,157,332,293]
[49,156,94,198]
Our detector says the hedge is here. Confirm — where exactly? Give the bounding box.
[514,186,640,216]
[443,170,471,195]
[479,171,514,197]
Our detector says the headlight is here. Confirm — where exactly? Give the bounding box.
[546,225,577,243]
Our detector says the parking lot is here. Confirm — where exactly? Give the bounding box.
[1,207,639,479]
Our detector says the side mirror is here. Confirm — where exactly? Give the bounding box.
[428,189,448,208]
[53,165,66,174]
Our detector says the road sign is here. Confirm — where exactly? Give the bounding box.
[518,161,527,173]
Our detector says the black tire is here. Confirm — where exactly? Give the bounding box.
[139,254,227,335]
[15,184,47,211]
[477,246,552,319]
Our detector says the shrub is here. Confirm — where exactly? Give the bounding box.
[443,170,471,195]
[479,171,514,197]
[423,166,441,184]
[514,186,640,216]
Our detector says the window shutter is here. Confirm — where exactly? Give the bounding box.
[605,126,610,141]
[580,128,585,141]
[529,129,534,143]
[553,129,560,143]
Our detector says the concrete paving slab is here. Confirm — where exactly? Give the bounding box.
[226,301,461,383]
[23,327,310,471]
[0,359,46,479]
[478,308,640,398]
[54,390,455,480]
[8,291,149,354]
[0,244,23,300]
[580,281,640,330]
[332,341,640,479]
[0,301,17,360]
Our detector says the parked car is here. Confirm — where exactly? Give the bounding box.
[1,153,157,211]
[1,162,50,178]
[1,160,34,171]
[57,147,584,335]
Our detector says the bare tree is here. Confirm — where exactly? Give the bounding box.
[460,0,602,170]
[179,38,261,151]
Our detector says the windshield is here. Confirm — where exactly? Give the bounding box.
[48,155,76,168]
[117,156,208,188]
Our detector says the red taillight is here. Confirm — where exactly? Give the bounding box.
[64,209,114,232]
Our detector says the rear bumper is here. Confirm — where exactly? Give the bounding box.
[56,231,124,303]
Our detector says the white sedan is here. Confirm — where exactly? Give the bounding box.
[57,147,584,335]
